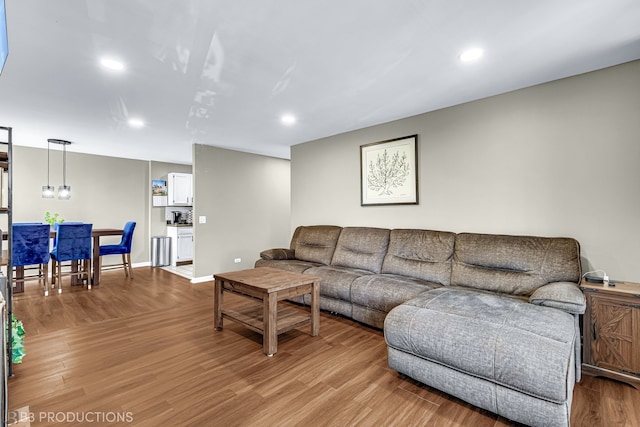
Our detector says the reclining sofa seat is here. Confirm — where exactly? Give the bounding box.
[384,232,584,427]
[258,226,455,325]
[256,226,585,427]
[350,228,455,327]
[255,225,343,274]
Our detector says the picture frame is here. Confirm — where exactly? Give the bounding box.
[360,134,418,206]
[152,179,168,207]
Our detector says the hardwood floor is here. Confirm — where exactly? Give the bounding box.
[8,267,640,426]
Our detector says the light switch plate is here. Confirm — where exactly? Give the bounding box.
[199,216,206,224]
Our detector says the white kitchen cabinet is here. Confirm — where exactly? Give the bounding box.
[167,226,193,266]
[167,172,193,206]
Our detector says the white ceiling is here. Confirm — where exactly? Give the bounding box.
[1,0,639,164]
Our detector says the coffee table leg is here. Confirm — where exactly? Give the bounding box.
[263,293,278,356]
[311,280,320,336]
[214,279,223,330]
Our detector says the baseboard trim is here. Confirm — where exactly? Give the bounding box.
[191,275,213,284]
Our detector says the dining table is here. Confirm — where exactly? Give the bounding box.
[2,227,124,293]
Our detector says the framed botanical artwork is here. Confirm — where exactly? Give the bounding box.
[360,134,418,206]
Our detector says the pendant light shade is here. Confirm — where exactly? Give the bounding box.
[58,185,71,200]
[41,185,55,198]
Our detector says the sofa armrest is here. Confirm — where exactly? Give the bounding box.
[529,282,586,314]
[259,248,296,260]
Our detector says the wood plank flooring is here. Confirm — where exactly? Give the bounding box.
[8,267,640,426]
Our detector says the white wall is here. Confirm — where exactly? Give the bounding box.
[192,144,290,279]
[292,60,640,282]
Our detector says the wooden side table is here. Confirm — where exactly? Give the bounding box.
[581,279,640,388]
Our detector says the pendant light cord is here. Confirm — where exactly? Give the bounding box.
[47,139,50,186]
[62,142,66,186]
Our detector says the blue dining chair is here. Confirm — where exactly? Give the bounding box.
[99,221,136,278]
[50,223,93,293]
[12,223,52,296]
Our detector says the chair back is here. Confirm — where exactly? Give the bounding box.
[120,221,136,252]
[51,223,93,262]
[12,223,51,266]
[50,222,83,249]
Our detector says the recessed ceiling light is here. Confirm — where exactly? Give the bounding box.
[281,114,296,125]
[459,48,484,63]
[100,57,125,71]
[128,118,144,128]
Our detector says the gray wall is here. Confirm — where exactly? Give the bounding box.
[292,60,640,282]
[192,144,290,279]
[7,146,188,265]
[8,142,289,277]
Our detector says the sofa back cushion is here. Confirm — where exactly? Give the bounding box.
[382,229,455,285]
[451,233,581,295]
[331,227,390,273]
[292,225,342,265]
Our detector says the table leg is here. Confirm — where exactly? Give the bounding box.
[263,292,278,356]
[92,235,100,285]
[70,260,80,285]
[310,280,320,336]
[13,266,25,293]
[214,279,224,330]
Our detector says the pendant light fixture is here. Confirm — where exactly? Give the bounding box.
[43,138,72,200]
[57,139,71,199]
[41,139,55,198]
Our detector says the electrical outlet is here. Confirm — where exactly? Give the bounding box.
[234,258,241,263]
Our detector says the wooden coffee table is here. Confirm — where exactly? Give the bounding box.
[213,267,320,356]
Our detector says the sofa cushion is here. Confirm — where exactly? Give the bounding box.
[305,265,373,301]
[293,225,342,265]
[351,274,441,313]
[254,258,319,274]
[381,229,455,285]
[451,233,581,295]
[384,287,577,403]
[330,227,390,273]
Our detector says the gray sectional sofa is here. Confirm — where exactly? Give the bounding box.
[255,225,585,426]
